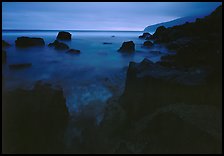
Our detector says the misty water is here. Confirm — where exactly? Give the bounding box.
[2,30,173,119]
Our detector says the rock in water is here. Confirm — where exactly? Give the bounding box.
[118,41,135,53]
[56,31,72,40]
[48,40,69,50]
[9,63,32,70]
[139,32,151,39]
[2,82,69,153]
[2,40,11,48]
[15,37,45,48]
[143,41,153,47]
[66,49,81,54]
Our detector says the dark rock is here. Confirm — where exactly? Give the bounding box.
[48,40,69,50]
[66,49,81,54]
[2,50,7,64]
[143,41,153,47]
[118,41,135,53]
[150,26,168,42]
[122,58,220,120]
[139,32,151,39]
[150,5,222,71]
[144,111,221,153]
[2,40,11,48]
[15,37,45,48]
[56,31,72,40]
[103,42,112,44]
[2,82,69,154]
[9,63,32,70]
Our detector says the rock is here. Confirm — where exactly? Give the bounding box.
[2,40,11,48]
[2,50,7,64]
[139,32,151,39]
[48,40,69,50]
[144,111,221,153]
[118,41,135,53]
[111,35,115,37]
[15,37,45,48]
[103,42,112,44]
[150,26,168,42]
[66,49,81,54]
[122,58,219,119]
[56,31,72,40]
[2,82,69,153]
[143,41,153,47]
[9,63,32,70]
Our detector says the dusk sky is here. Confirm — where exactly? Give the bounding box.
[2,2,222,31]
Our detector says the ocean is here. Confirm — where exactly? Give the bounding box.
[2,30,173,116]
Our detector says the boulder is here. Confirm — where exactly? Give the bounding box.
[2,82,69,153]
[9,63,32,70]
[66,49,81,54]
[48,40,69,50]
[118,41,135,53]
[15,37,45,48]
[143,41,153,47]
[56,31,72,40]
[139,32,151,39]
[2,40,11,48]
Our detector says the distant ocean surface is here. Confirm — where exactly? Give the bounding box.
[2,30,173,116]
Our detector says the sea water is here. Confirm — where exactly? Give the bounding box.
[2,30,173,116]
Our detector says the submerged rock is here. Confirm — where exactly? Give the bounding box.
[15,37,45,48]
[66,49,81,54]
[143,41,153,47]
[9,63,32,70]
[48,40,69,50]
[56,31,72,40]
[2,40,11,48]
[2,82,69,154]
[118,41,135,53]
[103,42,112,44]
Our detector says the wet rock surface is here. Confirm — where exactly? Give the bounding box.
[2,82,69,154]
[57,31,72,40]
[48,40,69,50]
[118,41,135,53]
[15,37,45,48]
[66,49,81,54]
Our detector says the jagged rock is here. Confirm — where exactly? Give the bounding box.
[139,32,151,39]
[56,31,72,40]
[9,63,32,70]
[48,40,69,50]
[15,37,45,48]
[118,41,135,53]
[2,40,11,48]
[122,58,219,120]
[2,82,69,153]
[143,41,153,47]
[66,49,81,54]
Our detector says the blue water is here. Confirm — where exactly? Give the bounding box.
[2,30,173,115]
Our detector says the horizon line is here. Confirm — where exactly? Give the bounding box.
[2,29,144,32]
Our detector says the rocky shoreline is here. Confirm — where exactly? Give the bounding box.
[2,5,222,154]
